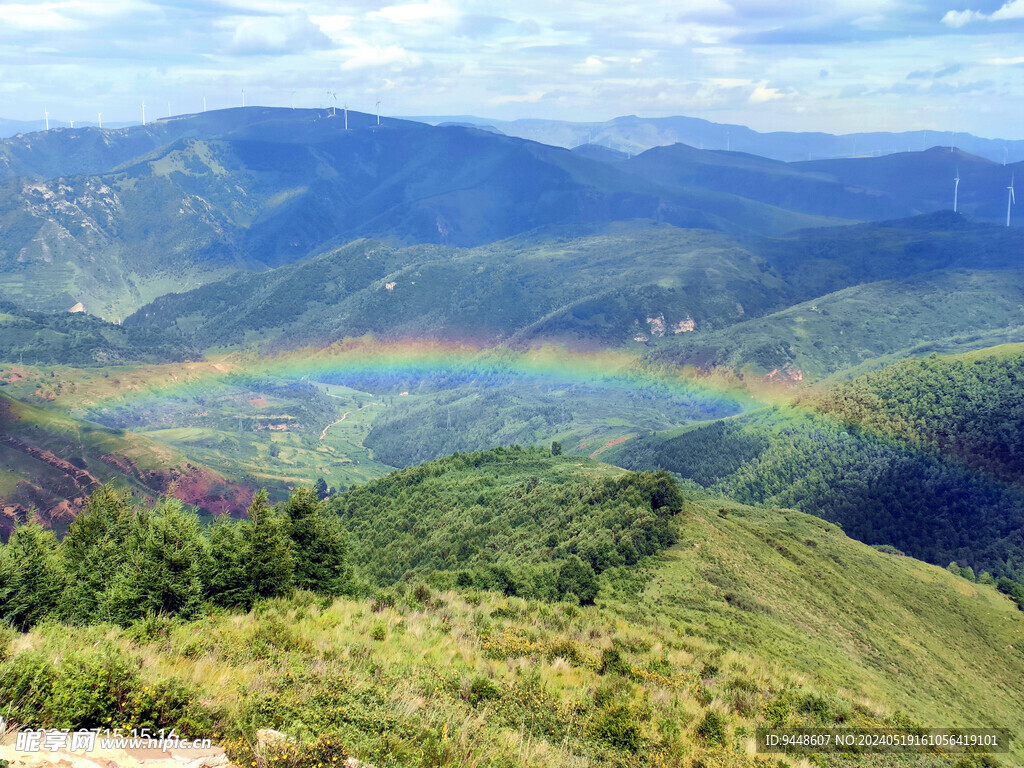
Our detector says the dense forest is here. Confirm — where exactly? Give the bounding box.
[0,484,350,630]
[332,447,681,601]
[610,350,1024,581]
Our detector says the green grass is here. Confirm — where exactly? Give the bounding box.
[3,483,1020,767]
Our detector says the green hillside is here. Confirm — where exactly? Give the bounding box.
[647,269,1024,379]
[0,391,251,537]
[1,454,1021,767]
[0,299,198,366]
[125,225,789,349]
[606,346,1024,579]
[0,112,830,318]
[126,215,1024,357]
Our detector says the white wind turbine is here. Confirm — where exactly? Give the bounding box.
[142,101,146,126]
[1007,174,1016,228]
[44,109,49,130]
[344,103,348,130]
[953,168,960,213]
[328,90,337,117]
[376,100,381,126]
[97,112,101,129]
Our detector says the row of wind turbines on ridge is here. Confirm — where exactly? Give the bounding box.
[953,169,1015,226]
[43,91,383,132]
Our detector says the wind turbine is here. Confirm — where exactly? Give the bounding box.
[376,100,381,126]
[1008,174,1016,228]
[953,168,960,213]
[291,90,296,110]
[44,109,49,130]
[97,112,101,129]
[241,89,245,108]
[70,119,74,128]
[344,103,348,130]
[142,101,146,126]
[328,90,337,117]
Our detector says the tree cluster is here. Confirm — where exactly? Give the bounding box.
[0,485,351,630]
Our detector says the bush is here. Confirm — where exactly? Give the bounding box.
[464,675,499,707]
[592,704,642,753]
[695,711,727,746]
[556,555,599,605]
[372,591,396,612]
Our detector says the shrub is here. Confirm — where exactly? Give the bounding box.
[695,711,727,746]
[370,621,386,641]
[464,675,499,707]
[556,555,599,605]
[592,704,642,753]
[372,591,396,612]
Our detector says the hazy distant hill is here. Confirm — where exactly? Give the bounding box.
[414,113,1024,164]
[125,225,792,349]
[0,107,1018,322]
[125,214,1023,353]
[0,391,250,538]
[0,109,831,317]
[0,299,198,366]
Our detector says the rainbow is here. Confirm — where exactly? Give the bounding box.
[71,337,767,417]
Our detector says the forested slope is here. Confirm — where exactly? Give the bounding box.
[608,346,1024,579]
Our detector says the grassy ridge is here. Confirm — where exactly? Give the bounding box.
[2,479,1020,767]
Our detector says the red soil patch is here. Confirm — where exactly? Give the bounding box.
[590,436,630,459]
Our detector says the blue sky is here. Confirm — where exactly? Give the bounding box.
[1,0,1023,137]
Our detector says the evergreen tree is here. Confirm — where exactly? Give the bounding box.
[1,522,63,630]
[58,485,133,623]
[282,488,350,594]
[244,490,296,604]
[101,498,209,623]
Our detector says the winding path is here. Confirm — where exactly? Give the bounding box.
[320,412,350,440]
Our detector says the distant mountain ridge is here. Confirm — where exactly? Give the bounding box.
[411,113,1024,164]
[0,107,1020,322]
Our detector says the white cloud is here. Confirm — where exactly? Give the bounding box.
[493,91,547,104]
[231,11,332,55]
[991,0,1024,19]
[941,9,984,26]
[942,0,1024,26]
[573,56,610,74]
[749,82,786,103]
[368,1,456,25]
[340,45,421,70]
[0,1,147,31]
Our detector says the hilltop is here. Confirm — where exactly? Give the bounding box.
[1,452,1021,767]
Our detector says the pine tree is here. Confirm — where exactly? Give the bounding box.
[282,487,351,595]
[245,490,296,603]
[101,497,209,623]
[1,522,63,630]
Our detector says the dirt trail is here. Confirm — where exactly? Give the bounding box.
[320,412,351,440]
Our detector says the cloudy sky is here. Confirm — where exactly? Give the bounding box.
[1,0,1023,137]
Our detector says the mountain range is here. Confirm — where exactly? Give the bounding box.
[415,113,1024,164]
